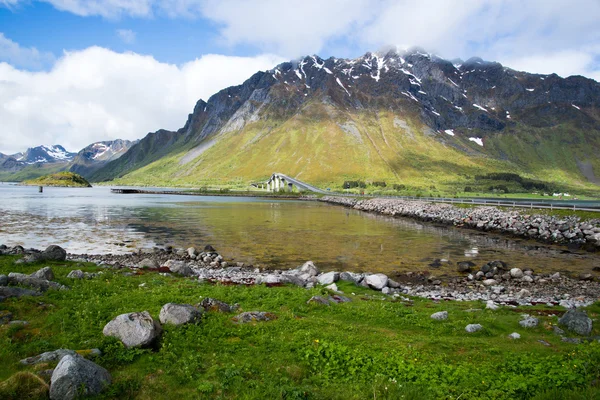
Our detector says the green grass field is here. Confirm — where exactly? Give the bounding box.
[1,256,599,399]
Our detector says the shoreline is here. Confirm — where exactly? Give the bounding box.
[320,196,600,251]
[3,243,598,308]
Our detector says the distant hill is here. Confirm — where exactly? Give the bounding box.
[23,171,92,187]
[0,140,135,182]
[88,48,600,195]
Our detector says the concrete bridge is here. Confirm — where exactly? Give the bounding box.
[252,173,328,194]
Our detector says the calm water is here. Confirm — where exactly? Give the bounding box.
[0,184,598,275]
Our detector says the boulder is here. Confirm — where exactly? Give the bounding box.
[199,298,238,313]
[0,274,7,286]
[317,271,339,285]
[102,311,162,348]
[20,349,77,365]
[508,332,521,340]
[138,258,158,269]
[186,247,197,258]
[7,273,67,292]
[31,267,54,281]
[510,268,523,279]
[159,303,202,326]
[521,275,534,283]
[42,245,67,262]
[519,316,539,328]
[486,300,499,310]
[482,279,497,286]
[203,245,216,253]
[307,296,331,306]
[457,261,475,273]
[280,274,307,287]
[558,309,593,336]
[67,270,85,279]
[162,260,193,276]
[49,354,111,400]
[232,311,276,324]
[325,283,339,292]
[0,286,41,300]
[430,311,448,320]
[365,273,388,290]
[339,271,362,284]
[299,261,320,277]
[465,324,483,333]
[579,273,593,281]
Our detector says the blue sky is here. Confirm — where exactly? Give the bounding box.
[1,0,599,154]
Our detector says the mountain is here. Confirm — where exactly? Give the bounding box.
[68,139,137,177]
[74,49,600,192]
[0,141,135,182]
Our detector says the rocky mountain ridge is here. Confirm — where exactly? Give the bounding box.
[32,49,600,189]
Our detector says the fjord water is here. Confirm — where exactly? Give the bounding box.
[0,184,597,275]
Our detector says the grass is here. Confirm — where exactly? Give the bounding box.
[22,172,92,188]
[1,256,600,399]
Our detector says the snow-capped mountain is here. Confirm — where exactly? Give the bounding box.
[14,145,76,165]
[69,139,137,177]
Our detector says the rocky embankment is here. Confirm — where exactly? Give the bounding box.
[320,196,600,249]
[2,244,598,308]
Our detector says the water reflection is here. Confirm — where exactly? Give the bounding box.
[0,185,598,274]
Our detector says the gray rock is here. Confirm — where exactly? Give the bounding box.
[50,354,111,400]
[482,279,497,286]
[159,303,202,325]
[519,316,539,328]
[326,283,339,292]
[550,272,560,280]
[510,268,523,279]
[0,310,12,325]
[7,272,67,291]
[521,275,534,283]
[232,311,276,324]
[9,320,28,326]
[387,278,401,288]
[365,273,388,290]
[579,273,593,281]
[0,286,41,299]
[559,309,593,335]
[299,261,319,277]
[20,349,77,365]
[0,274,7,286]
[280,274,307,287]
[430,311,448,320]
[138,258,159,269]
[516,289,531,299]
[465,324,483,333]
[508,332,521,340]
[31,266,54,281]
[553,326,566,335]
[66,270,85,279]
[42,245,67,261]
[186,247,197,258]
[381,287,391,295]
[329,294,352,303]
[199,298,238,313]
[317,271,339,285]
[307,296,330,305]
[561,337,582,344]
[486,300,499,310]
[339,271,362,284]
[457,261,475,273]
[162,260,193,276]
[102,311,162,348]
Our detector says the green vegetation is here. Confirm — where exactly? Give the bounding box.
[1,255,599,399]
[23,172,92,188]
[0,164,64,183]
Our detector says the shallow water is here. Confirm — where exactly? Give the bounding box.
[0,184,598,275]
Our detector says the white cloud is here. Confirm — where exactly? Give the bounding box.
[0,33,55,70]
[0,46,283,154]
[117,28,136,44]
[41,0,154,18]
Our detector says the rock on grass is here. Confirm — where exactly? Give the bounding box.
[50,354,111,400]
[102,311,162,348]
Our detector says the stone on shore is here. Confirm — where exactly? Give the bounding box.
[162,260,193,276]
[465,324,483,333]
[31,267,54,281]
[42,245,67,262]
[138,258,159,269]
[317,271,339,285]
[7,273,67,292]
[20,349,77,365]
[159,303,202,325]
[510,268,524,279]
[365,273,388,290]
[431,311,448,320]
[558,309,593,336]
[299,261,320,277]
[457,261,475,273]
[50,354,111,400]
[232,311,276,324]
[339,271,362,284]
[102,311,162,348]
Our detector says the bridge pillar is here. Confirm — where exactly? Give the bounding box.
[275,176,281,191]
[287,182,293,192]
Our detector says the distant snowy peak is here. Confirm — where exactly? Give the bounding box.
[78,139,136,162]
[19,145,77,164]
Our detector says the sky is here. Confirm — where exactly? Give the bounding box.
[1,0,599,155]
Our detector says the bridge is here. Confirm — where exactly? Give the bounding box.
[252,173,328,194]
